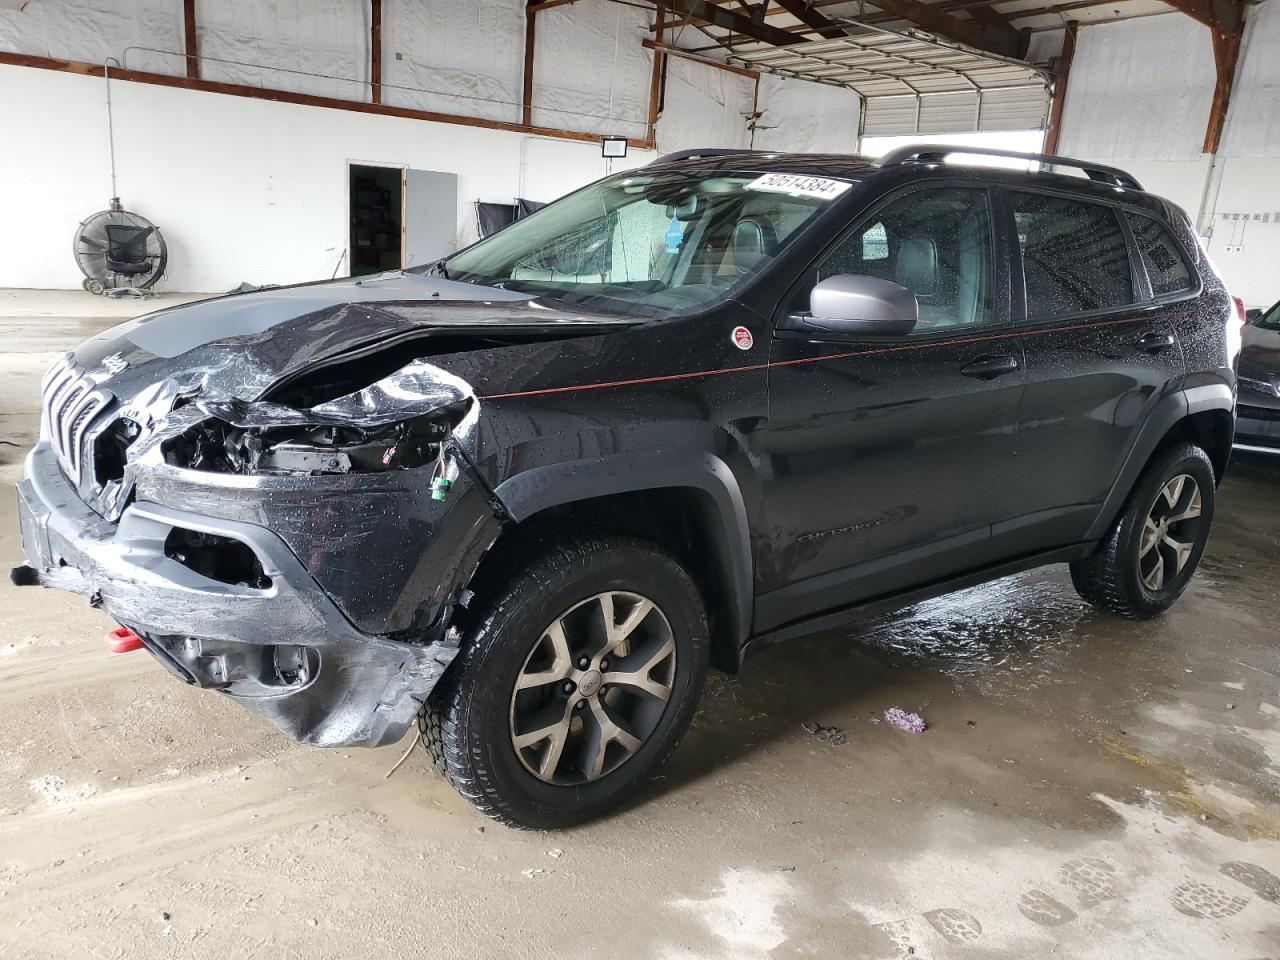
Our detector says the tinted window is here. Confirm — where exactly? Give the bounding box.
[1012,193,1134,320]
[1125,212,1194,296]
[809,187,994,330]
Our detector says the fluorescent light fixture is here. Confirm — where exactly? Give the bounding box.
[602,137,628,159]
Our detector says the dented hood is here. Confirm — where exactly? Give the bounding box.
[68,272,634,404]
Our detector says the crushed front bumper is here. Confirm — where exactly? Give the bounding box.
[14,442,458,747]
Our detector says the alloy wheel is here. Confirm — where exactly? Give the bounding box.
[1138,473,1203,591]
[509,591,677,785]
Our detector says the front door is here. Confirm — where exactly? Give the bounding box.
[987,189,1187,559]
[757,184,1024,632]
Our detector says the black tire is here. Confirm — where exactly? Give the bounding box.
[1070,442,1215,619]
[421,533,709,829]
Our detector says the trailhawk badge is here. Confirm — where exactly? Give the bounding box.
[732,326,754,350]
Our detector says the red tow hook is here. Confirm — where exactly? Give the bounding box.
[105,626,145,653]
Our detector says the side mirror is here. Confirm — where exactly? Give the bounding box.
[799,274,917,336]
[1245,308,1262,325]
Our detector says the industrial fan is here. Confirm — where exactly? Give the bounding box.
[73,199,167,295]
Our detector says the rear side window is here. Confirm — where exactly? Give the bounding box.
[1012,192,1134,320]
[1125,212,1194,296]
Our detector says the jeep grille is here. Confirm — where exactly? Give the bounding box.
[40,355,114,481]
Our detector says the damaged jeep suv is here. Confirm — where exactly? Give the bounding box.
[14,145,1239,827]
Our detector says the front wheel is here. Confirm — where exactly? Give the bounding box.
[421,533,709,828]
[1070,442,1215,619]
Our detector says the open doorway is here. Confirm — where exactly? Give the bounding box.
[348,164,403,276]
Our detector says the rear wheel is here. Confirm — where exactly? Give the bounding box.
[422,533,709,828]
[1070,442,1215,619]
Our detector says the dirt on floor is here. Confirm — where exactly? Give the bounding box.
[1,291,1278,960]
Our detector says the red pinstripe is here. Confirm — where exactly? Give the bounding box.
[478,314,1146,401]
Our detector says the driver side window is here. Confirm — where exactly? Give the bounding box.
[805,187,995,331]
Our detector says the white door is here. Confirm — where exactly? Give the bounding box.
[403,169,458,268]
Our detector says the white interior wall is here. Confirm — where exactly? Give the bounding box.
[654,55,756,155]
[0,63,655,292]
[1207,1,1280,307]
[1057,4,1280,306]
[531,0,651,140]
[1053,13,1219,220]
[1057,15,1215,165]
[1052,12,1216,227]
[382,0,525,123]
[1219,0,1280,160]
[198,0,369,101]
[0,0,182,73]
[752,75,861,153]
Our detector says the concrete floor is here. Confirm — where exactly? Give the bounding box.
[1,290,1278,960]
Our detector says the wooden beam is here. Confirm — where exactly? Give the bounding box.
[1161,0,1241,32]
[0,51,655,150]
[654,1,787,28]
[967,4,1029,58]
[1203,27,1241,153]
[183,0,198,80]
[656,0,1034,34]
[960,0,1167,25]
[643,39,761,78]
[1042,20,1077,155]
[522,0,537,126]
[860,0,1020,57]
[659,0,1022,55]
[771,0,848,39]
[666,0,806,45]
[647,2,666,141]
[370,0,382,105]
[1164,0,1245,153]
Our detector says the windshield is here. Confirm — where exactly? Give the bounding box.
[435,171,849,316]
[1259,301,1280,330]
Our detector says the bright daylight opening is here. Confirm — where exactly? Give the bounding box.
[861,130,1048,169]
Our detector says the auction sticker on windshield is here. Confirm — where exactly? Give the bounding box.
[746,173,852,201]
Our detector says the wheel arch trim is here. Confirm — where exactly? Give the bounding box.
[1087,383,1233,541]
[492,453,754,649]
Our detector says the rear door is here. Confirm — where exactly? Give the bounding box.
[758,183,1024,631]
[988,189,1187,559]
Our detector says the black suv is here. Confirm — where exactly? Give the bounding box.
[14,145,1239,827]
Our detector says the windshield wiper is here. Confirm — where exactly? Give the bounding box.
[430,258,450,280]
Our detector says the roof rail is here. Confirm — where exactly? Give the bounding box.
[876,143,1143,191]
[652,148,756,165]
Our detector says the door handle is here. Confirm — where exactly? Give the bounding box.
[1134,331,1175,353]
[960,355,1020,379]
